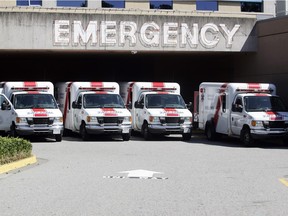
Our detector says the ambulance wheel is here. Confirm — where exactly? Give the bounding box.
[122,133,131,141]
[80,122,90,141]
[205,121,217,141]
[241,127,254,147]
[182,133,192,141]
[10,123,18,138]
[142,123,152,140]
[55,134,62,142]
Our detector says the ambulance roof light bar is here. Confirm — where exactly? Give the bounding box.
[78,86,116,92]
[140,87,177,92]
[235,88,273,93]
[11,86,50,91]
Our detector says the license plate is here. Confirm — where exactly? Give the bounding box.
[122,127,129,133]
[53,128,61,134]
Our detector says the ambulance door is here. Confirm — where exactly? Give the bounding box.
[230,96,243,136]
[72,94,82,132]
[134,94,145,131]
[0,94,12,132]
[216,93,229,134]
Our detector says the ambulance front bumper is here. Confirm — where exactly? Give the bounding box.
[15,124,63,135]
[250,128,288,139]
[85,124,132,134]
[148,124,192,134]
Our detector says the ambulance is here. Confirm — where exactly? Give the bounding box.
[120,82,193,140]
[197,82,288,146]
[55,82,132,141]
[0,81,63,141]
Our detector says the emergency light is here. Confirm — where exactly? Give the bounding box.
[11,87,49,91]
[140,87,177,92]
[235,88,273,93]
[78,87,116,91]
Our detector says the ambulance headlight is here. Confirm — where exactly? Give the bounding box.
[54,117,63,123]
[16,117,27,123]
[149,116,160,123]
[183,117,192,124]
[87,116,98,123]
[251,120,263,127]
[123,116,132,123]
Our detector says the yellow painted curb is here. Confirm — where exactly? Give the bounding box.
[0,155,37,174]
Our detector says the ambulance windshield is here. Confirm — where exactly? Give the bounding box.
[244,96,287,112]
[83,94,125,108]
[14,94,58,109]
[146,94,186,109]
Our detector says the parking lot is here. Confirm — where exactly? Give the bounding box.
[1,133,288,216]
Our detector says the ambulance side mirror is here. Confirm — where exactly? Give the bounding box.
[232,104,243,112]
[126,103,132,110]
[72,101,81,109]
[1,101,11,110]
[134,101,143,109]
[186,102,192,110]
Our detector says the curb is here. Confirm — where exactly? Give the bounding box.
[0,155,37,174]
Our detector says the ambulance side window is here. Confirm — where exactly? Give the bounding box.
[77,95,82,107]
[232,96,243,112]
[139,95,144,107]
[221,94,226,113]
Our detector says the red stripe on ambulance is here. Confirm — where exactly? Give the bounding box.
[24,82,37,87]
[152,82,164,88]
[101,108,117,117]
[266,111,283,120]
[213,83,228,126]
[248,83,260,89]
[32,108,48,117]
[164,108,179,117]
[91,82,103,88]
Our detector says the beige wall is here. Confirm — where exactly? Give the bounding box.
[219,2,241,13]
[173,1,196,11]
[0,0,15,7]
[126,1,149,10]
[232,16,288,104]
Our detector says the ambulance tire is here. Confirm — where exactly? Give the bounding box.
[122,133,131,141]
[182,133,192,141]
[241,127,254,147]
[205,121,218,141]
[10,123,18,138]
[80,122,90,141]
[142,123,152,140]
[55,134,62,142]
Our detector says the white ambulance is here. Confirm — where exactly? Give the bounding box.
[55,82,132,141]
[197,82,288,146]
[0,81,63,141]
[120,82,193,140]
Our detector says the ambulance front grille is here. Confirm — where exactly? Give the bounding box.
[161,117,184,125]
[265,121,287,129]
[28,118,53,125]
[97,117,124,125]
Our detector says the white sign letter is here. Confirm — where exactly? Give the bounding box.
[180,23,198,48]
[72,21,97,46]
[163,22,178,47]
[140,22,160,47]
[119,21,137,47]
[53,20,69,46]
[219,24,240,48]
[200,23,219,49]
[100,21,117,46]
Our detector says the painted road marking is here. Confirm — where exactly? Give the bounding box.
[103,176,168,180]
[104,169,168,180]
[279,178,288,187]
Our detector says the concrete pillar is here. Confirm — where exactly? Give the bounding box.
[263,0,276,16]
